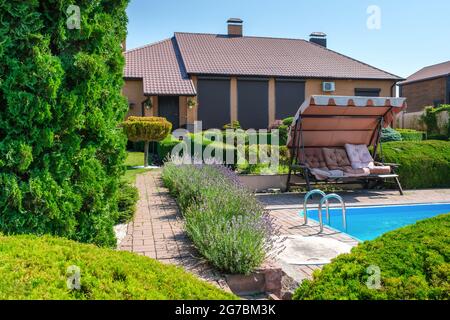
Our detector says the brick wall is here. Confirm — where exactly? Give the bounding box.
[400,77,446,113]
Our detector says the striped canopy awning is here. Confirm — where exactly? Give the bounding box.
[288,95,407,148]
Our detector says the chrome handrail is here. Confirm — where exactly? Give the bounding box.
[302,189,328,225]
[318,194,347,233]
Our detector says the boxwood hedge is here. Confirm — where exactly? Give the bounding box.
[0,234,236,300]
[380,140,450,189]
[293,213,450,300]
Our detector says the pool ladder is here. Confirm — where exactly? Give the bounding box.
[302,189,347,233]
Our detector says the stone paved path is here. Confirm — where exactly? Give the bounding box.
[119,171,225,286]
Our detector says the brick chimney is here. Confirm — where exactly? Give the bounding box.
[227,18,243,37]
[309,32,327,48]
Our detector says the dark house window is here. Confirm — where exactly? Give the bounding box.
[354,88,381,97]
[275,79,305,120]
[197,78,231,129]
[237,79,269,129]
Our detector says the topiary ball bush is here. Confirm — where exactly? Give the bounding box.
[122,117,172,143]
[122,117,172,166]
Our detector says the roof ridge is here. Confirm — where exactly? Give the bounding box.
[175,31,307,42]
[303,39,403,80]
[175,32,402,80]
[125,38,173,54]
[400,60,450,84]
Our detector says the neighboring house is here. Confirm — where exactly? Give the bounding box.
[123,19,402,130]
[399,61,450,113]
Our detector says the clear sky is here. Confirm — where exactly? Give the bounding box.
[126,0,450,79]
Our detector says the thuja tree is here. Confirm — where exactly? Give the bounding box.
[123,117,172,167]
[0,1,129,247]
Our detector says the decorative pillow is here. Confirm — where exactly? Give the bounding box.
[369,166,391,175]
[299,148,328,169]
[345,144,374,169]
[322,148,351,170]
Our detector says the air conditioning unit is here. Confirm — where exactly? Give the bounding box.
[322,82,336,92]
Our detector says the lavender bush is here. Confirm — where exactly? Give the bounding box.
[162,161,277,274]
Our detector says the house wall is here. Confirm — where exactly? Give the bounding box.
[305,79,395,98]
[123,78,397,129]
[122,80,157,117]
[399,77,446,113]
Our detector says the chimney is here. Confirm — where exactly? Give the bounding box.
[227,18,243,37]
[309,32,327,48]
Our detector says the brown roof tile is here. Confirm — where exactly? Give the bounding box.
[400,60,450,85]
[124,38,196,95]
[174,32,401,80]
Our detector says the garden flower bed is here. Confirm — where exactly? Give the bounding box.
[162,162,278,274]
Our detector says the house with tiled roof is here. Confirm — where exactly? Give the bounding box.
[399,61,450,113]
[123,19,403,130]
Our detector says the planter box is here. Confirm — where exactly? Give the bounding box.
[225,262,283,298]
[238,174,303,192]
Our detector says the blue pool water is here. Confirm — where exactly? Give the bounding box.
[304,203,450,241]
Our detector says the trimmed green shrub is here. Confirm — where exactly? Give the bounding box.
[237,145,290,174]
[380,141,450,189]
[123,117,172,142]
[116,182,139,224]
[123,117,172,167]
[282,117,294,126]
[0,1,130,247]
[278,125,289,145]
[223,120,242,130]
[396,129,424,141]
[157,134,183,161]
[162,163,276,274]
[381,127,402,142]
[0,234,236,300]
[293,213,450,300]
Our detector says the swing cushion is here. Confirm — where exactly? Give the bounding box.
[300,148,328,169]
[344,144,375,169]
[322,148,369,176]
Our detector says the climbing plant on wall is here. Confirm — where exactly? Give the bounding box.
[0,0,130,247]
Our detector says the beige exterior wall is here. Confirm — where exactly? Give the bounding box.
[122,80,146,118]
[268,78,276,125]
[305,79,395,98]
[187,76,198,124]
[122,80,159,118]
[179,96,187,127]
[230,77,238,122]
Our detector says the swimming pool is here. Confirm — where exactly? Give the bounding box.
[304,203,450,241]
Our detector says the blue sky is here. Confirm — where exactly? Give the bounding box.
[126,0,450,78]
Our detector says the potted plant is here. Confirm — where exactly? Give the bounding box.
[187,97,197,109]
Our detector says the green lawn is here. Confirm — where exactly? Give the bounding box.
[123,152,149,184]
